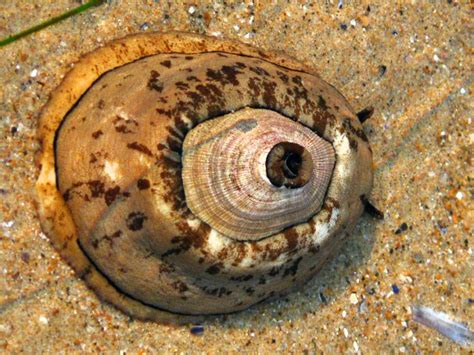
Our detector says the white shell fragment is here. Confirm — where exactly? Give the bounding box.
[412,305,474,347]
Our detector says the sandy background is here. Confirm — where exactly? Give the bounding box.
[0,1,472,353]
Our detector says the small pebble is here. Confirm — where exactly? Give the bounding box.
[353,341,359,352]
[188,6,196,14]
[460,87,466,95]
[1,220,14,228]
[350,19,357,27]
[350,293,358,304]
[190,325,204,336]
[358,299,368,313]
[30,69,38,78]
[455,191,463,200]
[140,22,150,31]
[340,23,348,31]
[392,284,400,294]
[379,65,387,77]
[358,15,370,27]
[38,316,49,325]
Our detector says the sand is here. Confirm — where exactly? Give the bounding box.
[0,1,472,352]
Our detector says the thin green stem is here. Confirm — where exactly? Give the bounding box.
[0,0,106,47]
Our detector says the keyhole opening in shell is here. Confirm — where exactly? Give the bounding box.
[266,142,313,189]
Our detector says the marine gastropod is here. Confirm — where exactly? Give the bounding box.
[36,32,377,323]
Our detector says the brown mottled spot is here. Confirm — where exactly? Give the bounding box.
[159,262,175,274]
[342,117,369,143]
[156,143,166,151]
[137,178,150,190]
[244,287,255,295]
[268,265,283,276]
[230,274,253,282]
[184,56,194,60]
[92,130,103,139]
[171,280,189,293]
[206,64,241,86]
[276,70,289,83]
[309,244,321,254]
[249,66,270,76]
[292,75,303,85]
[161,235,192,258]
[147,70,163,92]
[127,142,153,156]
[88,180,105,198]
[282,256,303,277]
[160,60,172,68]
[247,77,261,97]
[175,81,190,90]
[102,230,123,246]
[206,263,222,275]
[262,80,277,107]
[283,228,299,252]
[186,75,200,82]
[97,99,105,109]
[126,212,147,231]
[166,135,183,154]
[318,95,328,111]
[104,185,120,206]
[113,116,139,135]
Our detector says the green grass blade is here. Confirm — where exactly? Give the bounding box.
[0,0,106,47]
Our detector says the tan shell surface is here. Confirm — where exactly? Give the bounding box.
[36,32,373,322]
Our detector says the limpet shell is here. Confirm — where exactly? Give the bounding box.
[36,32,373,323]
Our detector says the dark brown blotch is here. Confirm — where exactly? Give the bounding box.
[282,256,303,277]
[147,70,163,92]
[104,185,120,206]
[206,263,222,275]
[127,142,153,156]
[92,130,103,139]
[126,212,147,231]
[160,60,172,68]
[137,178,150,190]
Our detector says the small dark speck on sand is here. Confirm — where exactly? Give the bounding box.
[394,222,408,234]
[392,284,400,294]
[21,252,30,264]
[379,65,387,77]
[340,23,348,31]
[319,292,327,304]
[190,325,204,336]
